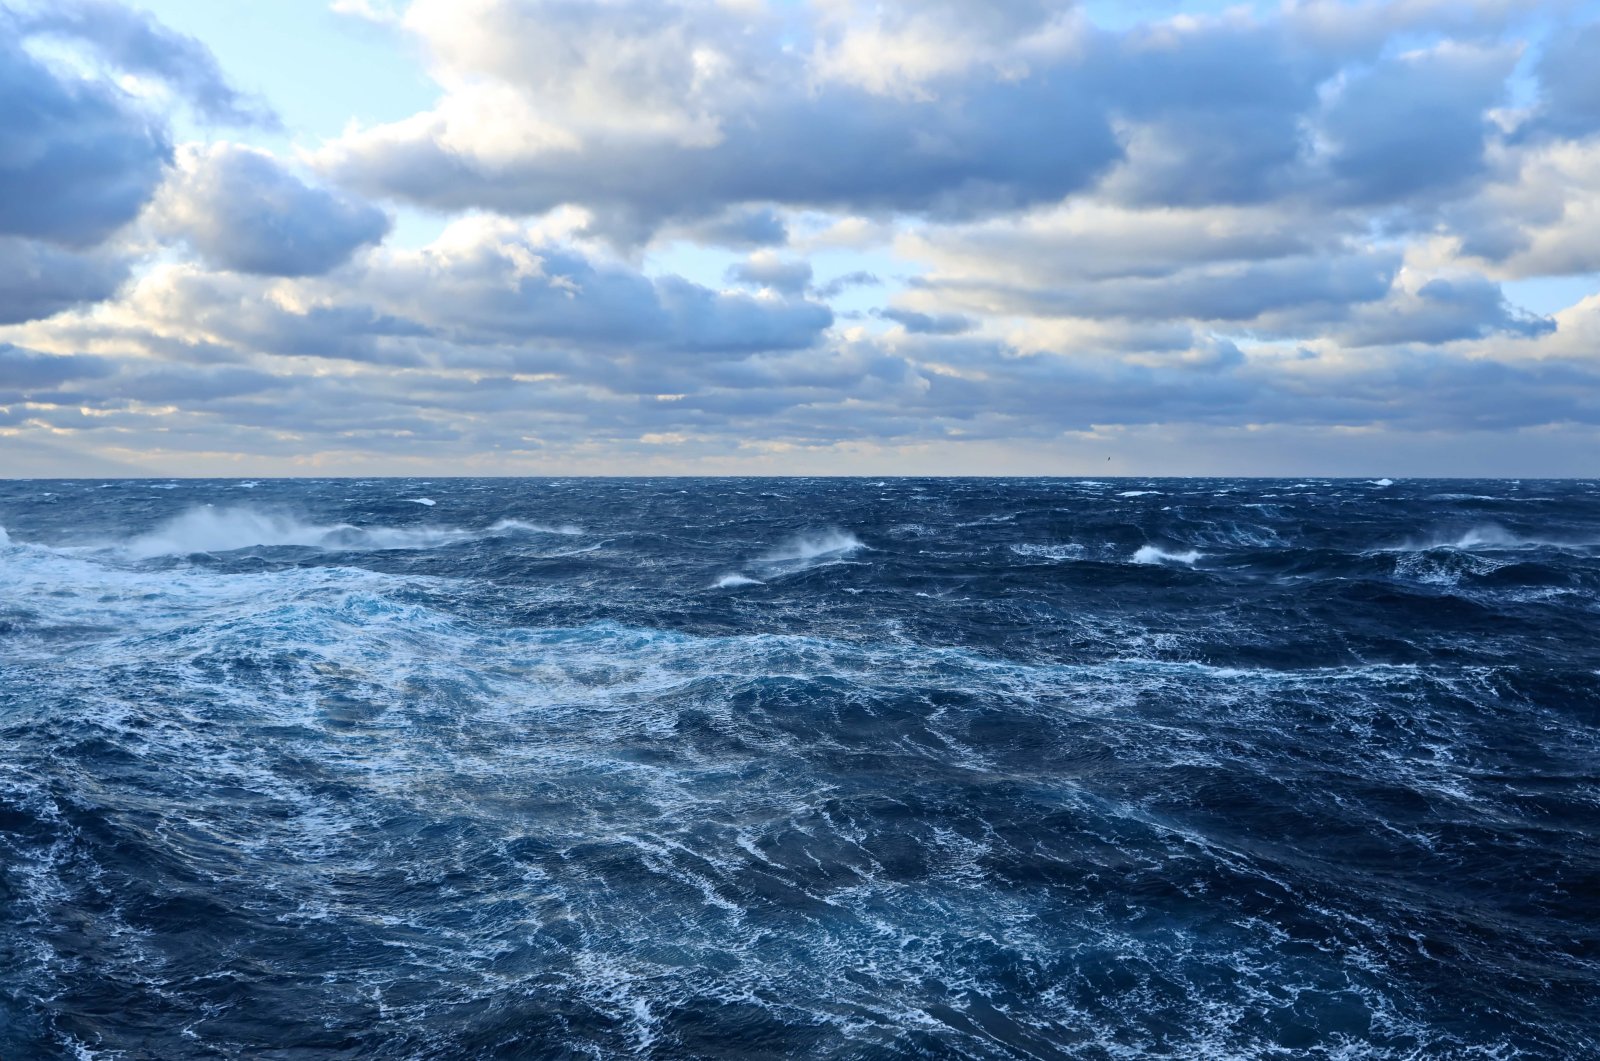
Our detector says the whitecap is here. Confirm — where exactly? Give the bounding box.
[760,529,864,563]
[120,506,474,559]
[1009,543,1085,562]
[1378,524,1591,554]
[410,498,437,507]
[1369,478,1395,487]
[1118,490,1160,497]
[487,519,584,536]
[714,574,764,588]
[1132,545,1202,565]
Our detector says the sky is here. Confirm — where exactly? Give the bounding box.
[3,0,1600,477]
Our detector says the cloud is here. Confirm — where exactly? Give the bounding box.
[5,0,1600,476]
[0,30,170,248]
[1337,274,1555,347]
[13,0,276,127]
[151,144,391,277]
[815,270,882,300]
[877,308,973,335]
[727,252,813,295]
[1530,19,1600,139]
[319,0,1123,239]
[1317,43,1516,206]
[0,237,130,325]
[356,218,832,355]
[0,341,113,393]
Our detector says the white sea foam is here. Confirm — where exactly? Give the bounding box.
[715,574,764,588]
[0,524,10,547]
[1132,545,1202,565]
[411,498,436,507]
[1118,490,1161,497]
[1009,543,1085,561]
[1369,478,1395,487]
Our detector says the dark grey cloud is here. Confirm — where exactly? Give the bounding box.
[0,31,170,248]
[877,308,974,335]
[1318,45,1514,206]
[153,145,391,276]
[671,207,788,249]
[0,342,112,392]
[816,271,882,300]
[0,237,129,324]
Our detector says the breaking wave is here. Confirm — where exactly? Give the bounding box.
[1132,544,1203,565]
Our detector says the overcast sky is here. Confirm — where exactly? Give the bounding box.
[2,0,1599,476]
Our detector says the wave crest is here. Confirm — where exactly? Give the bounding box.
[1132,545,1202,565]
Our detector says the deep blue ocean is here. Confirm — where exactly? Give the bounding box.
[1,477,1597,1059]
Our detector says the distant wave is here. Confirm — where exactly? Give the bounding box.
[1369,478,1395,487]
[112,506,582,559]
[760,530,864,563]
[487,518,585,536]
[1132,545,1202,565]
[1010,543,1085,561]
[746,529,866,579]
[1378,524,1593,554]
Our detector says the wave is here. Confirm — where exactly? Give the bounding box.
[1379,524,1593,554]
[1118,490,1161,497]
[714,574,765,588]
[1369,478,1395,487]
[486,519,585,536]
[411,498,436,507]
[759,530,864,563]
[1132,545,1202,565]
[120,507,474,559]
[112,507,582,559]
[1010,543,1085,561]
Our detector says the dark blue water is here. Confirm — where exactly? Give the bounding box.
[2,478,1597,1059]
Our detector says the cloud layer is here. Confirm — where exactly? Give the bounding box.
[1,0,1599,475]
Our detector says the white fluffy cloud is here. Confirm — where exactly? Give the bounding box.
[150,144,390,277]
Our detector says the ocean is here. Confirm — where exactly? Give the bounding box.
[1,477,1596,1059]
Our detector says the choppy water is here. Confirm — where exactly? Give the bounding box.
[2,477,1597,1059]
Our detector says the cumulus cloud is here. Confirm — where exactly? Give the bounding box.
[319,0,1122,239]
[12,0,276,127]
[727,252,813,295]
[150,144,391,276]
[0,30,170,248]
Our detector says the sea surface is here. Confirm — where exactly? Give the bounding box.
[1,477,1597,1059]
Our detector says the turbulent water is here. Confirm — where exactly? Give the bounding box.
[2,478,1597,1060]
